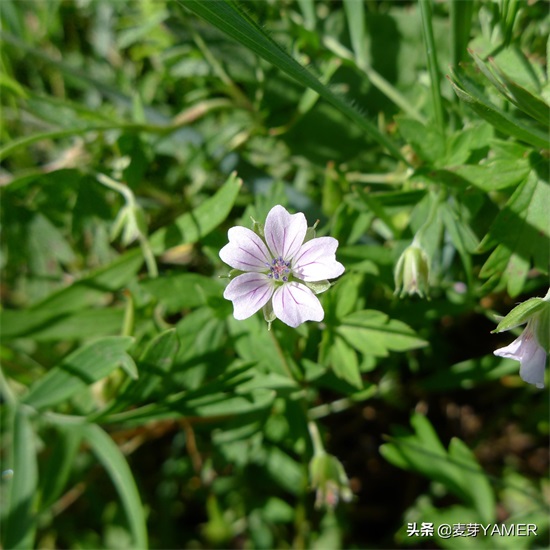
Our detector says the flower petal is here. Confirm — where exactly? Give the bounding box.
[264,205,307,261]
[219,226,272,272]
[494,327,547,388]
[519,345,547,388]
[272,282,324,327]
[494,336,523,360]
[292,237,345,281]
[224,273,275,320]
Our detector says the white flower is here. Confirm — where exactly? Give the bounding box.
[219,205,345,328]
[494,318,547,388]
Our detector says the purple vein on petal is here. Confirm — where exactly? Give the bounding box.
[237,245,268,266]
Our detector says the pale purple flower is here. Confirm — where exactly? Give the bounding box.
[494,319,547,388]
[219,205,344,328]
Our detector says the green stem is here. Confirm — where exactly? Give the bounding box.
[419,0,445,137]
[96,172,134,204]
[97,173,158,278]
[138,235,159,279]
[307,420,325,457]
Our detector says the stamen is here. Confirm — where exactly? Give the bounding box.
[268,256,292,283]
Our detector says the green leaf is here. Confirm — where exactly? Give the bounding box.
[141,273,224,313]
[450,158,530,191]
[397,117,445,165]
[14,307,125,342]
[3,409,38,550]
[330,335,362,389]
[343,0,367,69]
[439,202,479,286]
[470,52,550,127]
[227,315,290,378]
[334,274,360,319]
[450,0,474,66]
[380,413,495,522]
[495,67,550,126]
[179,0,407,163]
[1,250,143,341]
[338,310,427,356]
[493,297,547,333]
[448,438,496,524]
[448,69,549,149]
[118,329,180,405]
[106,387,275,427]
[37,426,82,511]
[265,446,304,496]
[23,336,135,410]
[81,424,148,549]
[149,171,242,253]
[479,171,550,296]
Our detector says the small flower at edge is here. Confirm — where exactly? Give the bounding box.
[493,293,550,388]
[219,205,345,328]
[309,452,353,510]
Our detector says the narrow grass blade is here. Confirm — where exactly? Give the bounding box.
[179,0,408,164]
[3,409,38,550]
[82,424,148,549]
[450,0,474,67]
[419,0,445,136]
[343,0,368,69]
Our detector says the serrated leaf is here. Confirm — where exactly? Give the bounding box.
[23,336,135,410]
[479,172,550,296]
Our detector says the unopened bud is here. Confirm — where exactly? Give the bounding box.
[394,245,430,298]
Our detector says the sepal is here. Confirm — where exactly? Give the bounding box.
[305,280,331,295]
[492,297,548,333]
[263,300,276,330]
[250,216,265,238]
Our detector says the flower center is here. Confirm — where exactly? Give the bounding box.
[267,256,291,282]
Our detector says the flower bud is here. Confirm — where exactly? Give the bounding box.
[309,452,352,509]
[394,245,430,298]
